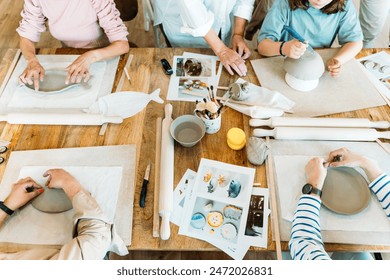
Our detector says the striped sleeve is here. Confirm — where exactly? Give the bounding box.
[289,195,331,260]
[369,173,390,219]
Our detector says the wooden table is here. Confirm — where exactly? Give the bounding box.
[0,47,389,257]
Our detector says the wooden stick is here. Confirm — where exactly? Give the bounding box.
[99,54,134,136]
[376,138,390,155]
[153,117,163,237]
[0,49,21,98]
[265,136,282,260]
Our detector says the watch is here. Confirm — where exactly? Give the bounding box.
[302,183,322,197]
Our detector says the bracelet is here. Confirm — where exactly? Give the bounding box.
[279,41,286,57]
[0,201,14,215]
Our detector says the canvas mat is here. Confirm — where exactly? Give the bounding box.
[0,145,135,247]
[268,140,390,245]
[251,49,386,117]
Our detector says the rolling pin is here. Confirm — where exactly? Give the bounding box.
[0,112,123,125]
[253,127,390,141]
[249,117,390,129]
[159,103,174,240]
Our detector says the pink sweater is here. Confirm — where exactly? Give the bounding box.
[17,0,129,48]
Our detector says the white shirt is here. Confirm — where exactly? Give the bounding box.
[153,0,254,47]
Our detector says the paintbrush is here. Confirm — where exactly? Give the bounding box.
[282,25,314,54]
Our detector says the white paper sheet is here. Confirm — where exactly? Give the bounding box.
[250,49,386,117]
[0,166,122,245]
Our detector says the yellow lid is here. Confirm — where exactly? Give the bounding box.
[227,128,246,150]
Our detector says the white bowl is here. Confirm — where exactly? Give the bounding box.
[170,115,206,147]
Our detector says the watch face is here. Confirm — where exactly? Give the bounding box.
[302,184,313,194]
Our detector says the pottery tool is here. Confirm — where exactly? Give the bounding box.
[159,104,174,240]
[0,49,21,98]
[249,117,390,129]
[153,117,162,237]
[124,67,131,83]
[139,160,151,208]
[253,127,390,141]
[0,112,123,125]
[282,25,314,54]
[376,138,390,155]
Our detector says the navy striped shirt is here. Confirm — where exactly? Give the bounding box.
[289,173,390,260]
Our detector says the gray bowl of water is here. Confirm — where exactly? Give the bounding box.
[170,115,206,147]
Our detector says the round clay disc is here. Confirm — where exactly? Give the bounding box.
[322,167,370,215]
[32,187,73,213]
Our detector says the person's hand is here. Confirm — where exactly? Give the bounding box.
[305,157,328,190]
[18,59,45,91]
[327,147,383,182]
[326,57,341,77]
[282,39,308,59]
[3,177,43,211]
[216,45,247,76]
[231,34,251,60]
[65,51,97,85]
[43,169,82,199]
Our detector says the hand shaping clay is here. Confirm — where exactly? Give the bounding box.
[283,51,325,92]
[31,187,73,213]
[322,167,370,215]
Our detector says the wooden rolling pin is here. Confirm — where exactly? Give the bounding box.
[159,103,174,240]
[253,127,390,141]
[249,117,390,129]
[0,112,123,125]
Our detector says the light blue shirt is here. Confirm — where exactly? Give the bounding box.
[258,0,363,48]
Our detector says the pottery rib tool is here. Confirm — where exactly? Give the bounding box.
[253,127,390,141]
[159,104,174,240]
[153,117,162,238]
[99,54,134,136]
[0,49,21,98]
[249,117,390,129]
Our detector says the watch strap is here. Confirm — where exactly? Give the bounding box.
[0,201,14,215]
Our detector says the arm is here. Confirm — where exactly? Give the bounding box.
[0,178,43,228]
[326,41,362,77]
[258,38,308,58]
[231,17,251,59]
[43,169,127,260]
[289,157,331,260]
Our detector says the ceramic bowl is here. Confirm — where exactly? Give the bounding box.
[170,115,206,147]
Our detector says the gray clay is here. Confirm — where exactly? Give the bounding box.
[247,137,269,165]
[32,187,73,213]
[283,51,325,81]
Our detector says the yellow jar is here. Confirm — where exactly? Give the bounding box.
[227,128,246,150]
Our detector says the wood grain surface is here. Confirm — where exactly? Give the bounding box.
[0,47,390,256]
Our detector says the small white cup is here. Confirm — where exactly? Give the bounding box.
[198,114,221,134]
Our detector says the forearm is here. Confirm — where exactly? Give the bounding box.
[333,41,363,65]
[0,211,8,228]
[289,195,330,260]
[20,36,38,62]
[258,38,282,57]
[204,28,227,57]
[84,40,129,63]
[233,17,247,37]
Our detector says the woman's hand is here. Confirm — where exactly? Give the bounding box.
[3,177,43,211]
[305,157,328,190]
[19,59,45,91]
[231,34,251,60]
[216,45,248,76]
[43,169,82,200]
[65,51,98,84]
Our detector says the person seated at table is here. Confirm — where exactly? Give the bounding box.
[152,0,255,77]
[16,0,130,91]
[0,169,127,260]
[257,0,363,77]
[289,147,390,260]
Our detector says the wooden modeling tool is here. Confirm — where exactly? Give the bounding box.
[253,127,390,141]
[153,117,163,237]
[249,117,390,129]
[159,104,174,240]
